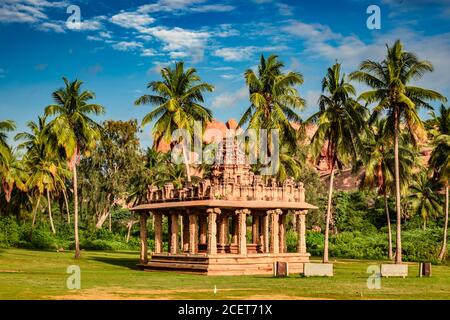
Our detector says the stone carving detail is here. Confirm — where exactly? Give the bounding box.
[146,134,306,203]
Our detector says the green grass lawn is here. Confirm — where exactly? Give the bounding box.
[1,248,450,300]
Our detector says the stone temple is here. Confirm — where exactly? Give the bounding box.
[131,120,317,275]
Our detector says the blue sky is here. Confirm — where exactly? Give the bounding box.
[1,0,449,148]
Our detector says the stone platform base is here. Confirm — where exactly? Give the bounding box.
[303,263,333,277]
[139,253,310,276]
[380,264,408,278]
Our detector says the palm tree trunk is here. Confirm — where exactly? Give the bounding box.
[394,108,402,264]
[384,190,393,260]
[47,189,56,234]
[323,163,335,263]
[73,163,81,259]
[438,185,449,261]
[182,143,192,183]
[30,196,41,241]
[109,210,112,232]
[31,196,41,228]
[62,189,70,225]
[126,221,133,243]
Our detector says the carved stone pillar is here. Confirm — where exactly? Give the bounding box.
[252,214,260,244]
[139,212,148,264]
[199,215,207,245]
[279,213,286,253]
[170,212,179,254]
[235,209,250,255]
[182,214,189,252]
[218,213,227,250]
[223,215,229,245]
[262,212,269,253]
[207,208,220,255]
[232,214,238,244]
[269,209,282,254]
[153,212,162,254]
[188,213,197,254]
[295,210,307,254]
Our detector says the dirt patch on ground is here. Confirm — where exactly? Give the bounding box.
[235,294,333,300]
[49,287,266,300]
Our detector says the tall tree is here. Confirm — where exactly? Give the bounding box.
[128,148,170,206]
[0,120,16,180]
[135,61,213,183]
[78,120,141,229]
[429,104,450,260]
[239,54,305,149]
[45,77,104,258]
[308,63,367,263]
[409,172,442,230]
[350,40,447,263]
[361,119,416,258]
[16,116,69,233]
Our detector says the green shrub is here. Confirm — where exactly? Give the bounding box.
[286,230,298,253]
[0,217,20,248]
[306,231,324,256]
[401,228,443,263]
[304,228,447,263]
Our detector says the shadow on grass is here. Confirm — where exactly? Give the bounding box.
[89,256,140,270]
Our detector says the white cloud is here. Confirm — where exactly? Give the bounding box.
[214,45,288,62]
[212,66,234,71]
[141,48,157,57]
[137,0,235,14]
[211,87,248,109]
[37,20,64,33]
[276,3,293,16]
[73,18,104,31]
[190,4,235,12]
[87,35,101,41]
[214,47,255,61]
[282,20,341,42]
[140,26,209,62]
[112,41,143,52]
[283,19,450,102]
[0,0,67,25]
[210,24,240,38]
[110,11,155,30]
[99,31,112,38]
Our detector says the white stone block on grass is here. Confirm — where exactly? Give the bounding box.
[303,263,333,277]
[380,264,408,278]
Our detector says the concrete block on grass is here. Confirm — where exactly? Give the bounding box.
[380,264,408,278]
[303,263,333,277]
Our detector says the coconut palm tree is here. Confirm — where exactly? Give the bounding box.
[409,172,442,230]
[1,120,28,204]
[361,119,415,259]
[0,120,15,171]
[26,152,69,233]
[308,63,367,263]
[45,77,104,258]
[135,61,214,183]
[350,40,447,263]
[239,54,305,149]
[429,104,450,260]
[16,116,70,233]
[1,151,28,203]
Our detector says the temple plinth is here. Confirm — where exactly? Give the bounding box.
[132,120,317,275]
